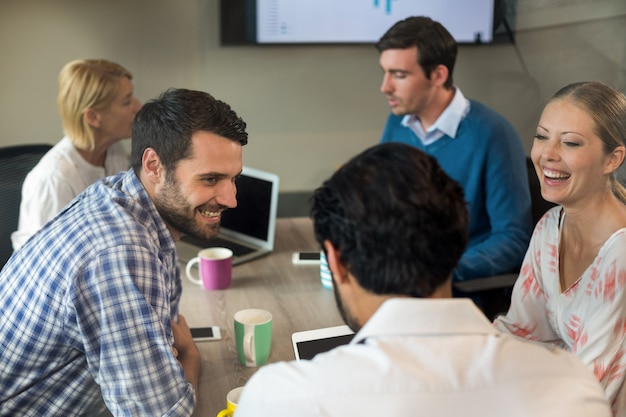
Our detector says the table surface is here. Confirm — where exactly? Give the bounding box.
[179,217,344,417]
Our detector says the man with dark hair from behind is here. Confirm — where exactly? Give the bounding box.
[235,142,610,417]
[0,88,248,416]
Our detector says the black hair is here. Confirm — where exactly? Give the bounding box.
[376,16,457,89]
[130,88,248,174]
[311,142,468,297]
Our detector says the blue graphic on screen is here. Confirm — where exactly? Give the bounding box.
[250,0,495,44]
[373,0,394,14]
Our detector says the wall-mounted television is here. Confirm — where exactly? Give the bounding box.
[221,0,498,45]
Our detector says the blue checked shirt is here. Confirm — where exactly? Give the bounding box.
[0,170,194,416]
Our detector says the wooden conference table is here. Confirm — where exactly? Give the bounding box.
[178,217,344,417]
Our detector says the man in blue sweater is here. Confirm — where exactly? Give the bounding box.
[377,16,532,282]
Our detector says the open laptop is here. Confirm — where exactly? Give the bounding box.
[175,166,279,266]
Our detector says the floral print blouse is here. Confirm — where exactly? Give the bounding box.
[495,207,626,416]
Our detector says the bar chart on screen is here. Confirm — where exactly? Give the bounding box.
[255,0,495,44]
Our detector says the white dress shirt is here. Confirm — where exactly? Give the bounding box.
[235,298,610,417]
[402,86,470,145]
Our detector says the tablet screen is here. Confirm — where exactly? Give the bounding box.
[292,325,354,360]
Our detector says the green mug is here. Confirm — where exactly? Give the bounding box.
[216,386,244,417]
[234,308,273,367]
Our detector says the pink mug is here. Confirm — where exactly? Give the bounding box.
[185,247,233,290]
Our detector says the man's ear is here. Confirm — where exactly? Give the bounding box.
[142,148,163,185]
[430,64,449,88]
[323,240,349,286]
[84,108,101,129]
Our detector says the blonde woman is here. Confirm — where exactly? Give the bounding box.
[494,81,626,416]
[12,59,141,249]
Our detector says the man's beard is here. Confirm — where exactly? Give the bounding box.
[332,275,361,333]
[153,176,224,241]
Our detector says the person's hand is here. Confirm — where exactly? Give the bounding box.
[172,315,201,398]
[172,315,195,355]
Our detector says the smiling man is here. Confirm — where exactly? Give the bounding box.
[377,16,532,284]
[0,89,248,417]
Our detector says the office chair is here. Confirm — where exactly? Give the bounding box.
[0,144,52,270]
[453,157,556,320]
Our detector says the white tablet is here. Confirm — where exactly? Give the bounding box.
[291,325,355,360]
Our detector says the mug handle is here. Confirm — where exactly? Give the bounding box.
[216,409,232,417]
[244,331,255,364]
[185,257,202,285]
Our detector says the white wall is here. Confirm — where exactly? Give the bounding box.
[1,0,625,191]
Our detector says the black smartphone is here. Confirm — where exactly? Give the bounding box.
[190,326,222,341]
[292,251,322,265]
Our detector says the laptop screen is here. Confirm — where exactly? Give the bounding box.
[221,173,272,241]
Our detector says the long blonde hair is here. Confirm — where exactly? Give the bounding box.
[549,81,626,204]
[57,59,132,150]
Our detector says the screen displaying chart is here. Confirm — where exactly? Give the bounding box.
[255,0,495,44]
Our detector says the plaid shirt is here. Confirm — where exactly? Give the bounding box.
[0,170,194,416]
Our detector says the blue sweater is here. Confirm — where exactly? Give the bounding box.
[381,100,532,281]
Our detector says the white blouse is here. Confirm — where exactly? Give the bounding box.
[11,137,128,250]
[495,206,626,416]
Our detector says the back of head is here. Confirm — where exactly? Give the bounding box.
[130,88,248,175]
[58,59,132,150]
[550,81,626,203]
[311,143,468,297]
[376,16,457,89]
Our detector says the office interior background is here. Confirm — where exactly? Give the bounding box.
[1,0,625,214]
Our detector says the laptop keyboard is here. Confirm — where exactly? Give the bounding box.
[180,235,256,257]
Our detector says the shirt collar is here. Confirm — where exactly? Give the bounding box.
[352,297,497,345]
[401,87,470,139]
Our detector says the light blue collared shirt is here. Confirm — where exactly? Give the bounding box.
[402,87,470,146]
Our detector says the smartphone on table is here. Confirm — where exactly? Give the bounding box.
[292,251,322,265]
[190,326,222,342]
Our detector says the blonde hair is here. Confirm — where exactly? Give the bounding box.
[549,81,626,204]
[57,59,132,150]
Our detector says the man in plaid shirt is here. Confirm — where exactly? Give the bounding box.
[0,88,248,416]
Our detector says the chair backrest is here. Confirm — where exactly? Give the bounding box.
[0,144,52,270]
[525,156,556,226]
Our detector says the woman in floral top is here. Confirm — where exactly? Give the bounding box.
[494,81,626,417]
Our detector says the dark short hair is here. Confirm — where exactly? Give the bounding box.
[376,16,457,89]
[311,143,468,297]
[130,88,248,173]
